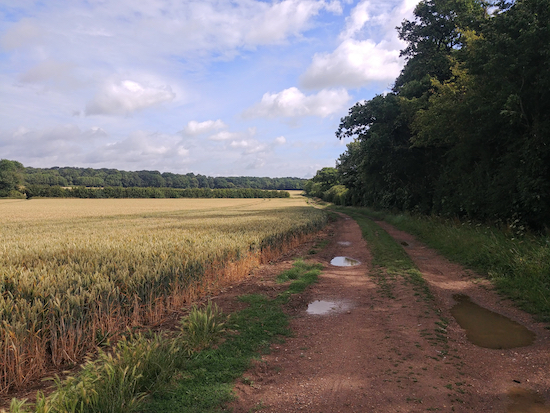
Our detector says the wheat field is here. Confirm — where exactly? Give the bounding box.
[0,197,326,393]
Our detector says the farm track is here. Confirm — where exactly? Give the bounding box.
[226,214,550,412]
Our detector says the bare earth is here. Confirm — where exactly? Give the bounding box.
[220,214,550,413]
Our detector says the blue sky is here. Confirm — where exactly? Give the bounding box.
[0,0,418,178]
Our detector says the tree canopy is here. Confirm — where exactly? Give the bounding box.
[0,159,25,197]
[325,0,550,230]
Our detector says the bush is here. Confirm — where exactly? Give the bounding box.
[323,185,349,205]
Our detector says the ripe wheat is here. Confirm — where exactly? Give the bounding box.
[0,197,326,393]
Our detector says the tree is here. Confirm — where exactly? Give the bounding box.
[311,167,340,192]
[395,0,487,90]
[0,159,25,197]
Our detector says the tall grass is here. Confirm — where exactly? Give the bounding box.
[342,207,550,322]
[180,301,225,353]
[0,198,327,393]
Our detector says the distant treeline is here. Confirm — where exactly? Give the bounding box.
[25,185,290,199]
[24,166,305,190]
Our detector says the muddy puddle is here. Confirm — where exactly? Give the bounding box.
[337,241,352,247]
[307,300,351,315]
[451,294,536,349]
[507,387,550,412]
[330,256,360,266]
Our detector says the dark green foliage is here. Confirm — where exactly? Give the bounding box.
[22,165,305,190]
[395,0,487,89]
[331,0,550,231]
[336,94,438,213]
[22,185,290,199]
[0,159,25,197]
[303,167,349,204]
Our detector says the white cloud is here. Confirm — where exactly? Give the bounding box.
[183,119,227,136]
[17,59,82,91]
[340,0,372,40]
[0,0,415,178]
[244,87,350,118]
[246,159,266,170]
[244,143,268,155]
[230,140,250,148]
[245,0,341,44]
[208,131,241,141]
[19,60,73,83]
[300,0,418,89]
[1,1,340,61]
[208,126,257,142]
[300,38,402,88]
[85,79,175,116]
[177,146,190,156]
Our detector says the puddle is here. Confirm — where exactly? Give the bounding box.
[330,256,360,266]
[337,241,352,247]
[451,294,536,349]
[307,300,350,315]
[507,387,550,413]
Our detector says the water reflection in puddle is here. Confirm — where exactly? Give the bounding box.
[451,294,536,349]
[331,256,360,266]
[307,300,350,315]
[507,387,550,413]
[337,241,352,247]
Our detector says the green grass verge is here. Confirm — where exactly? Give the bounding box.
[144,294,290,413]
[143,259,321,412]
[336,206,550,323]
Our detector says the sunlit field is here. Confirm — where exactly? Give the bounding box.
[0,197,326,393]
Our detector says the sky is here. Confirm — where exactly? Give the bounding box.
[0,0,419,178]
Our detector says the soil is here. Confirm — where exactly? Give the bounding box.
[220,214,550,413]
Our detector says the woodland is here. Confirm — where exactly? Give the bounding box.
[0,160,304,198]
[307,0,549,230]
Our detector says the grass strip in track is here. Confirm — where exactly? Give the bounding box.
[331,206,433,301]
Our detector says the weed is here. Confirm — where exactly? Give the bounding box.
[180,301,226,353]
[248,401,266,412]
[242,377,254,386]
[277,260,322,299]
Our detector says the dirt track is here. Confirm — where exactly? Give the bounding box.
[223,215,550,412]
